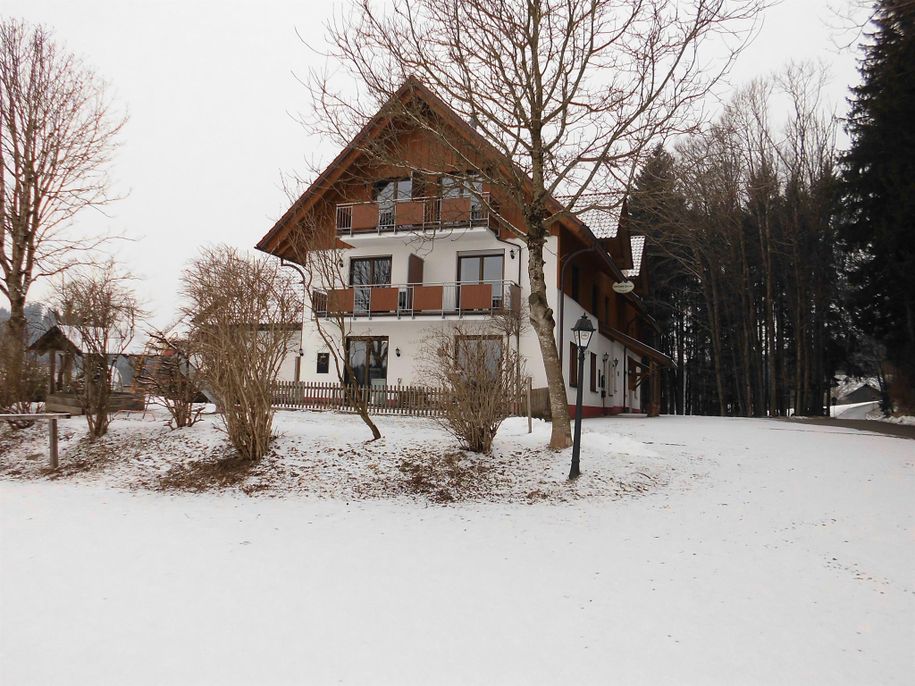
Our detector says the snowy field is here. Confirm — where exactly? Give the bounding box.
[2,412,914,685]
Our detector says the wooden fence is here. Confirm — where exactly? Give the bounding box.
[272,380,549,419]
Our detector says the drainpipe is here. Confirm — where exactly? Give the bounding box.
[495,233,524,390]
[280,258,308,365]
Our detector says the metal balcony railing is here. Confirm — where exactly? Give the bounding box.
[335,194,491,235]
[313,280,521,318]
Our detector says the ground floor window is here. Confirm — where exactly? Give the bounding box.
[456,335,503,376]
[345,337,388,387]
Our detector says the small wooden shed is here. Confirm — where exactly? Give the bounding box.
[29,325,147,414]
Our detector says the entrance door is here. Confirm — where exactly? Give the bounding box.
[346,337,389,389]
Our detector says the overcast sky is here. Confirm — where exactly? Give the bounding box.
[5,0,865,326]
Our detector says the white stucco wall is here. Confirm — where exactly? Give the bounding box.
[281,228,642,412]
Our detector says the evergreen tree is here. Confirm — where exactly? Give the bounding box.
[841,1,915,403]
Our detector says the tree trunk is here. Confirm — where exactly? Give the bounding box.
[526,231,572,449]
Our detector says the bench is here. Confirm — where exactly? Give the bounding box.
[0,413,72,469]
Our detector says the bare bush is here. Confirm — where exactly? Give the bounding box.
[54,262,142,439]
[138,328,204,429]
[421,323,524,454]
[182,246,301,461]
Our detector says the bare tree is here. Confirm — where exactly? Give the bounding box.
[420,322,524,454]
[0,19,124,415]
[288,228,382,440]
[182,246,301,461]
[54,262,141,439]
[302,0,765,447]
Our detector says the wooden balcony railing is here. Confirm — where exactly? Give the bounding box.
[335,194,491,235]
[314,280,521,318]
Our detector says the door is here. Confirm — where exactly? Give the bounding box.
[374,178,412,228]
[350,256,392,314]
[346,337,389,389]
[458,253,504,308]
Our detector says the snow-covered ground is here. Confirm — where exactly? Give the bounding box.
[1,413,914,684]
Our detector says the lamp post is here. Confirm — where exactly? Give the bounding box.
[570,314,595,479]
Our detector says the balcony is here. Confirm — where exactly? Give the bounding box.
[314,280,521,318]
[335,194,491,236]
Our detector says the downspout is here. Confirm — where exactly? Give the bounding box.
[494,232,524,390]
[280,258,308,369]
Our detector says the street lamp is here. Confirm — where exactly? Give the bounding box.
[570,314,595,479]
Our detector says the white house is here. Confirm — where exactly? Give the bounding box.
[257,79,672,416]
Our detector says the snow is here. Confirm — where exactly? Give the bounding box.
[0,409,669,502]
[2,414,914,684]
[831,400,880,419]
[830,401,915,425]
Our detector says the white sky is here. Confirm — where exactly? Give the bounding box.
[4,0,865,326]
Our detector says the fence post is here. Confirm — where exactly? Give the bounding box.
[48,417,59,469]
[527,376,533,433]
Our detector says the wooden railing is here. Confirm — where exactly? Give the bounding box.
[272,380,542,419]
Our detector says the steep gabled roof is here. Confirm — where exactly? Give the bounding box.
[255,77,619,282]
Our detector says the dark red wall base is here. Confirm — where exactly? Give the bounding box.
[567,404,631,418]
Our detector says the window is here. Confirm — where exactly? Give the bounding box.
[350,256,392,286]
[571,266,580,301]
[350,256,392,314]
[590,352,597,392]
[569,342,578,388]
[442,172,485,220]
[345,337,388,387]
[458,253,503,284]
[316,352,329,374]
[458,253,504,309]
[456,336,502,376]
[373,178,412,227]
[373,178,412,202]
[441,172,482,198]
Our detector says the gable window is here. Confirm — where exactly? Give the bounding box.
[442,172,485,221]
[373,178,412,227]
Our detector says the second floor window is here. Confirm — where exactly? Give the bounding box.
[350,256,392,314]
[458,253,503,284]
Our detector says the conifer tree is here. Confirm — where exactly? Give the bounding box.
[841,1,915,404]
